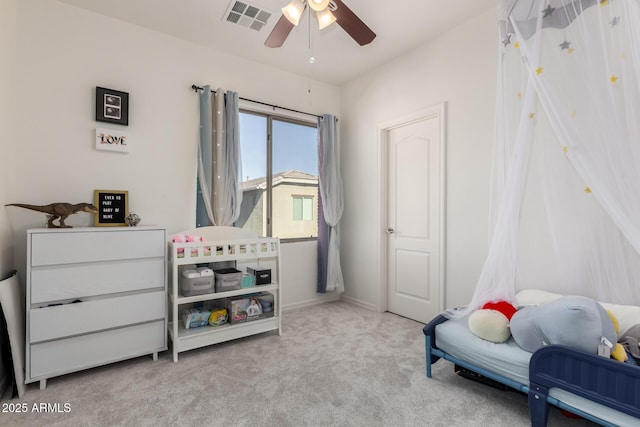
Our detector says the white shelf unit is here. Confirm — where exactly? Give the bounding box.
[25,226,168,389]
[168,227,282,362]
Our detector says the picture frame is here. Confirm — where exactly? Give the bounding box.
[95,127,129,153]
[94,189,129,227]
[95,87,129,126]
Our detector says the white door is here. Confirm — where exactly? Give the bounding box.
[385,107,444,324]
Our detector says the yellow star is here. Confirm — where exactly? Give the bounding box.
[567,47,574,54]
[536,66,543,75]
[585,186,592,194]
[563,146,568,154]
[529,112,536,119]
[514,41,520,49]
[517,91,522,98]
[610,75,619,83]
[571,111,577,118]
[600,0,608,6]
[621,52,626,60]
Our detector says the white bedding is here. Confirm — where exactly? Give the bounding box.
[435,315,531,385]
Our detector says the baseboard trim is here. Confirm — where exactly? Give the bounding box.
[339,295,377,312]
[282,294,378,313]
[282,295,340,312]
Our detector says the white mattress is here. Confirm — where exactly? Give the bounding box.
[434,315,639,427]
[435,315,531,385]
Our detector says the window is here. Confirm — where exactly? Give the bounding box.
[235,110,318,240]
[292,196,313,221]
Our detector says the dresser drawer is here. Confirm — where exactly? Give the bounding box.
[30,320,165,379]
[29,290,166,343]
[30,229,165,266]
[31,258,165,304]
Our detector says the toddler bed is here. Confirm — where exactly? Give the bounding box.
[423,290,640,427]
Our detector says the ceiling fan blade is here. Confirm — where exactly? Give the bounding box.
[331,0,376,46]
[265,14,295,48]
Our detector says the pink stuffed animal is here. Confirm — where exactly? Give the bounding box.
[172,234,207,257]
[171,234,187,257]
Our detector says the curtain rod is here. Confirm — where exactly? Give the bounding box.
[191,84,323,120]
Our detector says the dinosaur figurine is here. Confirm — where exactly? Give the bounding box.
[5,202,98,228]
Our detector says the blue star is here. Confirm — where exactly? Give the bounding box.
[559,40,571,50]
[502,34,512,47]
[610,16,620,27]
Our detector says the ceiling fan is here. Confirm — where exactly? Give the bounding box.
[265,0,376,48]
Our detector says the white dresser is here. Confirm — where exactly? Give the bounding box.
[25,226,167,389]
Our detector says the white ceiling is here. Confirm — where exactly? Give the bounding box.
[56,0,500,86]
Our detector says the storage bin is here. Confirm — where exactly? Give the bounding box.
[180,268,214,297]
[257,292,274,313]
[227,295,274,324]
[241,273,256,288]
[246,265,271,285]
[182,308,211,329]
[214,268,242,292]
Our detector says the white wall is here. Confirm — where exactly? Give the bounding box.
[10,0,499,313]
[340,9,498,310]
[0,0,17,279]
[11,0,340,309]
[0,0,18,399]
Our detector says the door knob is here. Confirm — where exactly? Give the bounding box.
[386,228,395,234]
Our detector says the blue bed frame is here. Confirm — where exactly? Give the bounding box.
[423,315,640,427]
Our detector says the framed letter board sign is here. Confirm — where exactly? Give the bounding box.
[94,190,128,226]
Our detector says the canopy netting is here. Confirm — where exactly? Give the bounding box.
[448,0,640,317]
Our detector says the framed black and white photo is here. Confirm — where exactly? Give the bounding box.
[96,87,129,126]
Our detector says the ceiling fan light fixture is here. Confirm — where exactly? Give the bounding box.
[308,0,330,12]
[281,0,305,25]
[316,9,336,29]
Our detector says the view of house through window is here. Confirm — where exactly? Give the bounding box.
[235,111,318,240]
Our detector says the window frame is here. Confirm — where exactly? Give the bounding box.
[239,107,319,243]
[292,194,314,221]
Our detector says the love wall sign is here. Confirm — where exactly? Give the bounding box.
[96,128,129,153]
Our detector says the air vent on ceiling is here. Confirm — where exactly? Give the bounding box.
[224,1,273,32]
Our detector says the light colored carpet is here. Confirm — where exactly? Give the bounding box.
[3,301,595,426]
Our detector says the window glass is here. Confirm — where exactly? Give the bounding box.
[293,196,314,221]
[235,112,318,240]
[236,113,267,237]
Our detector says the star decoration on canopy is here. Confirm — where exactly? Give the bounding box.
[514,41,520,49]
[536,66,544,75]
[542,5,555,17]
[585,186,592,194]
[600,0,609,6]
[529,112,536,119]
[610,16,620,27]
[563,146,569,154]
[560,40,572,51]
[502,34,512,47]
[610,75,619,83]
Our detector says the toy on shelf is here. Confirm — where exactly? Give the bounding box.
[209,308,228,327]
[171,234,210,258]
[125,212,141,226]
[5,202,98,228]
